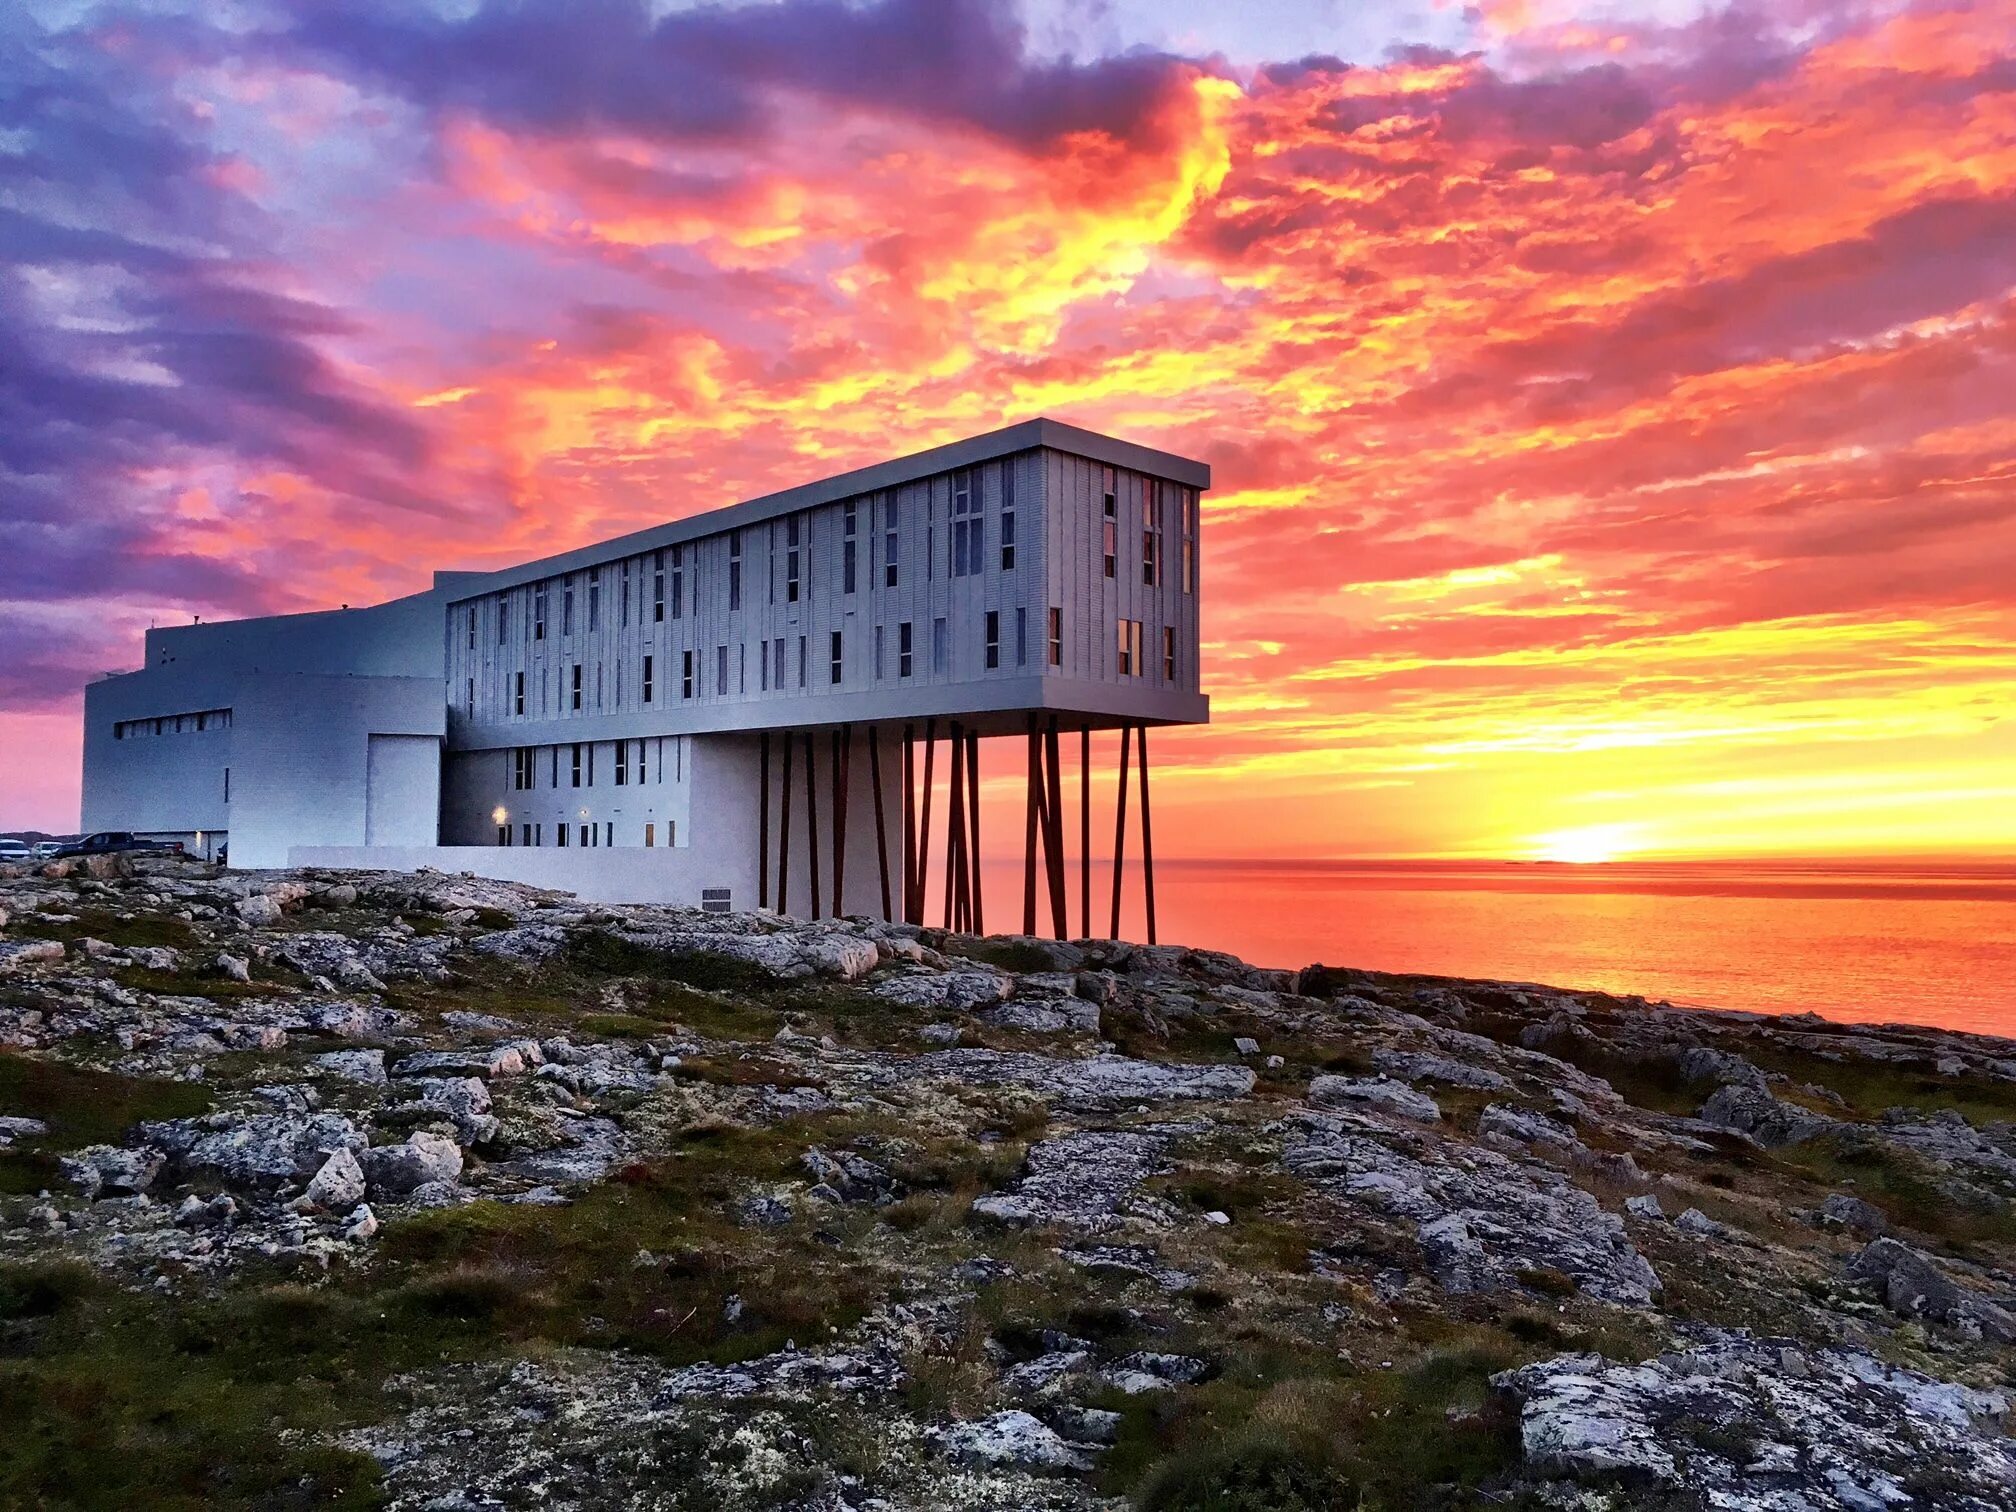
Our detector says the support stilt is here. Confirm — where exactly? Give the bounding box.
[917,720,936,925]
[1139,723,1156,946]
[804,730,820,922]
[778,732,793,915]
[758,732,771,911]
[831,727,848,918]
[944,722,965,931]
[1023,717,1040,937]
[1043,718,1067,939]
[1110,723,1132,940]
[1079,725,1091,940]
[967,727,983,937]
[901,725,916,923]
[869,727,892,922]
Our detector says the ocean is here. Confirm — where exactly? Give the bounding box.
[965,858,2016,1036]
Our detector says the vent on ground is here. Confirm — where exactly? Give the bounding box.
[700,887,732,914]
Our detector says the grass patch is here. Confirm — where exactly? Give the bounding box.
[1773,1133,2016,1251]
[0,1051,212,1193]
[10,907,199,952]
[939,936,1069,975]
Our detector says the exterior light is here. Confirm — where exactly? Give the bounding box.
[491,805,509,826]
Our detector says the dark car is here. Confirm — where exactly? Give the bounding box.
[52,832,184,859]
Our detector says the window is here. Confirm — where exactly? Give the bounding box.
[223,766,230,802]
[716,644,728,695]
[552,748,560,787]
[587,743,596,784]
[513,747,535,790]
[797,635,808,688]
[571,664,583,712]
[521,822,533,846]
[899,621,913,678]
[562,582,575,636]
[843,500,858,593]
[620,560,630,626]
[951,468,983,576]
[874,624,884,679]
[761,637,769,690]
[671,545,684,618]
[496,824,510,846]
[728,530,742,610]
[1048,606,1063,667]
[497,599,508,643]
[883,493,899,587]
[682,649,694,699]
[467,607,475,650]
[1016,606,1028,666]
[829,630,843,685]
[739,642,747,694]
[645,822,655,848]
[580,824,590,848]
[1118,618,1144,677]
[984,610,999,669]
[1182,488,1198,594]
[615,742,628,786]
[773,637,785,688]
[785,515,802,602]
[1144,487,1164,586]
[534,584,548,640]
[1103,468,1118,579]
[1164,625,1177,681]
[933,616,947,674]
[653,551,665,622]
[588,570,601,632]
[465,678,473,716]
[1000,462,1016,570]
[570,743,583,787]
[558,825,569,847]
[597,661,605,709]
[605,821,613,848]
[514,671,525,716]
[642,654,654,704]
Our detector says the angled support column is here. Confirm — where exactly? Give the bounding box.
[916,719,937,925]
[1023,716,1040,936]
[869,727,892,921]
[1139,723,1156,946]
[1110,722,1132,940]
[901,724,916,923]
[967,726,984,937]
[1043,717,1067,939]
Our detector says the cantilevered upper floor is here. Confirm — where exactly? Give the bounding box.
[441,418,1209,750]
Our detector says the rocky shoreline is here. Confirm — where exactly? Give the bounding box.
[3,855,2013,1509]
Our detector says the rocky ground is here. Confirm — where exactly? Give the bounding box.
[2,856,2013,1511]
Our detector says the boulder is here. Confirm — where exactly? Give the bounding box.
[1308,1074,1441,1122]
[142,1111,363,1190]
[1697,1084,1837,1149]
[1849,1237,2016,1343]
[60,1144,163,1198]
[940,1410,1094,1471]
[300,1146,368,1210]
[360,1132,464,1196]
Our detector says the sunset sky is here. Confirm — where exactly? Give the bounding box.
[4,0,2014,861]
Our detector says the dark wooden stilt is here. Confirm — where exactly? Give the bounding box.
[967,727,983,937]
[917,720,936,925]
[1022,717,1039,937]
[804,730,820,922]
[869,728,892,921]
[901,725,916,923]
[1110,722,1132,940]
[944,722,964,931]
[1138,723,1156,946]
[1043,718,1067,939]
[778,732,793,915]
[832,727,849,918]
[1080,725,1091,939]
[758,732,771,911]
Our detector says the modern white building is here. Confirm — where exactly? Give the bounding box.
[80,419,1208,934]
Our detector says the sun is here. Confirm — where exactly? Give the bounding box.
[1527,823,1643,864]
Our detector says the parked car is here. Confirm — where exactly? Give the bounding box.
[51,832,185,859]
[32,841,67,860]
[0,839,33,864]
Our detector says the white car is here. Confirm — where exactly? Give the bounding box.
[0,839,33,863]
[32,841,65,859]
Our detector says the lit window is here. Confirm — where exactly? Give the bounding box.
[1144,485,1165,587]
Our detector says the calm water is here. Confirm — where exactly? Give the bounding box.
[962,858,2016,1036]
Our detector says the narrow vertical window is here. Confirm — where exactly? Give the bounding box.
[571,664,582,711]
[1000,461,1016,570]
[984,610,1000,669]
[829,629,843,685]
[1016,606,1028,666]
[1047,606,1063,667]
[933,616,947,674]
[620,560,631,626]
[843,500,858,593]
[728,531,743,610]
[883,492,899,587]
[588,570,601,632]
[739,641,747,694]
[1143,485,1164,587]
[671,545,684,618]
[642,654,654,704]
[498,824,510,846]
[534,584,547,640]
[522,822,531,846]
[716,643,728,695]
[498,599,508,643]
[785,515,802,602]
[558,825,568,847]
[514,670,525,715]
[1117,618,1143,677]
[1102,467,1118,579]
[951,469,982,576]
[616,742,628,786]
[1182,489,1197,594]
[1163,625,1176,681]
[467,607,476,650]
[873,624,884,679]
[465,677,473,715]
[645,822,655,848]
[899,621,913,678]
[774,637,785,688]
[682,649,694,699]
[797,634,807,688]
[563,582,575,635]
[571,743,582,787]
[653,551,665,622]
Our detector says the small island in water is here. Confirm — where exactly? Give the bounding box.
[3,854,2013,1510]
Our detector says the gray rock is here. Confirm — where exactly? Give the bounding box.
[1677,1045,1771,1089]
[1100,1352,1211,1394]
[235,894,285,927]
[310,1048,388,1085]
[977,999,1102,1034]
[902,1049,1255,1109]
[60,1143,163,1198]
[143,1111,363,1189]
[173,1192,238,1227]
[1624,1194,1665,1221]
[873,969,1014,1012]
[394,1046,526,1080]
[1818,1192,1888,1237]
[802,1146,896,1205]
[0,939,65,971]
[1307,1074,1441,1122]
[970,1130,1171,1231]
[1232,1036,1260,1056]
[301,1146,368,1210]
[215,952,251,983]
[1673,1206,1729,1240]
[403,1076,497,1144]
[1372,1047,1511,1092]
[1697,1084,1838,1149]
[1849,1237,2016,1343]
[361,1131,464,1196]
[941,1410,1093,1471]
[0,1115,49,1148]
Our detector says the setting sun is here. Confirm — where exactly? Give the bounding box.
[1527,824,1644,865]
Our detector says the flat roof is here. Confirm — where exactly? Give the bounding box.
[439,417,1209,604]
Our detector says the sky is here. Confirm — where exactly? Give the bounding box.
[3,0,2014,861]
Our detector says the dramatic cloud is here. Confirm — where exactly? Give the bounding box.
[2,0,2012,858]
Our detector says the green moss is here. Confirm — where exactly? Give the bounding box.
[0,1052,211,1191]
[1135,1432,1359,1512]
[10,908,199,952]
[940,937,1067,975]
[1772,1133,2016,1250]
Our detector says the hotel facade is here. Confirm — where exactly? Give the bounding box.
[81,420,1208,931]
